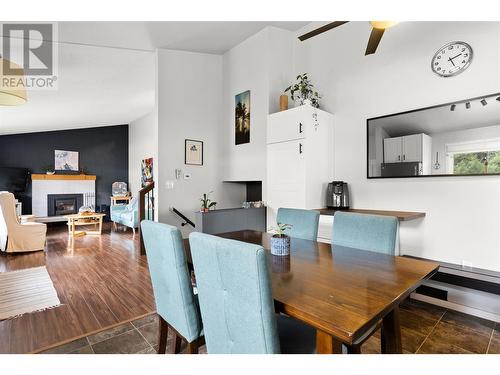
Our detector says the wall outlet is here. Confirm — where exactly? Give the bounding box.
[175,169,182,180]
[165,180,174,189]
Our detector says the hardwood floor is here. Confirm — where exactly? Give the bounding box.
[0,223,155,354]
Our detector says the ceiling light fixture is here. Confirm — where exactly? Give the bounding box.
[466,102,471,109]
[0,57,27,106]
[450,104,456,111]
[497,96,500,102]
[481,99,487,106]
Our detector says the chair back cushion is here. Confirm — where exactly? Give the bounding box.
[140,220,201,342]
[189,232,279,354]
[332,212,399,255]
[0,192,16,251]
[276,208,320,241]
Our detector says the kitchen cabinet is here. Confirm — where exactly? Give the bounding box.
[384,137,403,163]
[267,106,334,230]
[384,133,431,169]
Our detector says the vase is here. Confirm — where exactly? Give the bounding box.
[270,235,290,256]
[279,95,288,111]
[301,98,312,106]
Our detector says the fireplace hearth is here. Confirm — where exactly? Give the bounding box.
[47,194,83,216]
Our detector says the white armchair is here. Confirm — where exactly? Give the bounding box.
[0,192,47,253]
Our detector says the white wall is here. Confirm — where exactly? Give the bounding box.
[222,27,294,201]
[156,49,244,237]
[294,21,500,271]
[128,111,157,197]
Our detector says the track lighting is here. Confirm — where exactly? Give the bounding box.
[450,104,456,111]
[466,102,471,109]
[481,99,487,106]
[497,96,500,102]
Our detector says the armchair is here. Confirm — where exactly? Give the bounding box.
[0,192,47,253]
[110,197,139,233]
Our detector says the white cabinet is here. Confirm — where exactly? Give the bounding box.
[384,137,403,163]
[267,106,334,230]
[402,134,422,162]
[384,133,431,166]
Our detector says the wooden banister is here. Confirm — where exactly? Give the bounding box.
[138,181,155,255]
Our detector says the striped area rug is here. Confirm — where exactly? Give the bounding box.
[0,266,61,320]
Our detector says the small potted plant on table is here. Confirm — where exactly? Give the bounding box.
[271,222,292,256]
[200,192,217,213]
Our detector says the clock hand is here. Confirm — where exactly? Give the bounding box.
[450,53,462,60]
[448,57,456,67]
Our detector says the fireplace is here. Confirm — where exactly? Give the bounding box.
[47,194,83,216]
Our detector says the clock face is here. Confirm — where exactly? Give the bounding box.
[431,41,473,77]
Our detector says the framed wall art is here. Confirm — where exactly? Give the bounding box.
[185,139,203,166]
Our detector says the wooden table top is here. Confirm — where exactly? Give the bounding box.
[65,212,106,219]
[317,208,426,221]
[184,230,438,345]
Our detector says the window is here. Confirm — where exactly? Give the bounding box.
[445,138,500,175]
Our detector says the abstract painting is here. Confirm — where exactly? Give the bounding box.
[185,139,203,165]
[235,90,250,145]
[141,157,153,188]
[54,150,79,171]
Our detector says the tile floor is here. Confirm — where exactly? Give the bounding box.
[40,299,500,354]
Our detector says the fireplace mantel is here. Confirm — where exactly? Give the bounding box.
[31,174,96,181]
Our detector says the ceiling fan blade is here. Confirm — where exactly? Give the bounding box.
[298,21,349,41]
[365,27,385,55]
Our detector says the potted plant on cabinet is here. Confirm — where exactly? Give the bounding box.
[284,73,321,108]
[200,192,217,213]
[271,222,293,256]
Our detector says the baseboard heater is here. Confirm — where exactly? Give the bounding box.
[405,256,500,323]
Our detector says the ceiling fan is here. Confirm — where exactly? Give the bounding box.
[298,21,399,55]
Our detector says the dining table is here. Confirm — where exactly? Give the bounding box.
[183,230,439,354]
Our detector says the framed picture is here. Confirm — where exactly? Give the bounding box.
[185,139,203,166]
[141,157,153,188]
[235,90,250,145]
[54,150,79,172]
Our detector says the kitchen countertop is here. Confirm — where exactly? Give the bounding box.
[317,208,425,221]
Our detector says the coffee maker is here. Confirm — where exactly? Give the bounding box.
[326,181,349,209]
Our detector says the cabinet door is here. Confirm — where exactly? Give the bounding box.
[402,134,422,162]
[384,137,402,163]
[267,140,306,227]
[268,108,307,144]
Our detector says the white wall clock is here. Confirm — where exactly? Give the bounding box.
[431,41,473,77]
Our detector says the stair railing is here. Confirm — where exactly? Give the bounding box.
[139,181,155,255]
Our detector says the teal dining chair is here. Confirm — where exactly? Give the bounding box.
[276,208,320,241]
[140,220,204,354]
[189,232,316,354]
[331,211,399,353]
[332,211,399,255]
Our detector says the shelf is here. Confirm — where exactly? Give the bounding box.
[31,174,96,181]
[317,208,425,221]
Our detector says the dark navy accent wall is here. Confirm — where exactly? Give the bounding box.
[0,125,128,214]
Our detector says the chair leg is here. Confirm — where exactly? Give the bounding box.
[186,340,199,354]
[132,227,136,235]
[113,222,117,231]
[158,317,168,354]
[169,333,182,354]
[346,344,362,354]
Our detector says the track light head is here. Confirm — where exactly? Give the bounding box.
[450,104,456,111]
[466,102,471,109]
[497,96,500,102]
[481,99,487,106]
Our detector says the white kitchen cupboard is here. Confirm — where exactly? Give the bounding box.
[383,133,432,173]
[384,137,403,163]
[266,105,334,231]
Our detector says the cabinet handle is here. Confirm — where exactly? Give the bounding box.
[403,154,406,161]
[299,122,303,133]
[398,155,401,161]
[299,143,303,154]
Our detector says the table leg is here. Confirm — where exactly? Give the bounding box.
[98,216,103,235]
[381,305,402,354]
[316,330,342,354]
[67,219,71,235]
